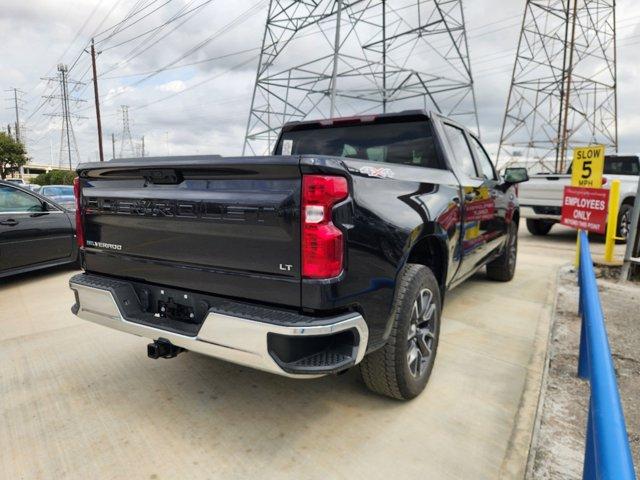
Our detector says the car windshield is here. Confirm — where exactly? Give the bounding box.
[42,186,73,196]
[275,120,442,169]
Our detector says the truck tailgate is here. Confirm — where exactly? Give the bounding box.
[518,174,570,207]
[78,156,302,307]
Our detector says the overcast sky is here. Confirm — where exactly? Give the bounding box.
[1,0,639,167]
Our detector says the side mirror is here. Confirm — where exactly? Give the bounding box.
[503,167,529,185]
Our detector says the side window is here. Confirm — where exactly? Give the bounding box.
[0,186,43,213]
[443,124,477,178]
[469,136,497,180]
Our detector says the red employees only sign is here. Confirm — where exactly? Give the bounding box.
[560,186,609,234]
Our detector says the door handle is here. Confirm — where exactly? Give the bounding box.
[0,219,19,226]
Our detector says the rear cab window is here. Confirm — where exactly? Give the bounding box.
[275,119,444,169]
[567,155,640,175]
[603,156,640,175]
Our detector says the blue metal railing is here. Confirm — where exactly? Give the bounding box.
[577,230,637,480]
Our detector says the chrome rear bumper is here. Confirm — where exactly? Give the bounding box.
[69,275,368,378]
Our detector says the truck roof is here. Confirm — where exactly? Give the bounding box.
[281,109,433,133]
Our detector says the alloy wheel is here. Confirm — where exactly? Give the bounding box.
[620,210,631,239]
[407,288,436,378]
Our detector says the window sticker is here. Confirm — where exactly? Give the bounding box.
[282,139,293,156]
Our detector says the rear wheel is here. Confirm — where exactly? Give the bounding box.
[360,264,441,400]
[526,219,553,236]
[486,221,518,282]
[617,204,633,243]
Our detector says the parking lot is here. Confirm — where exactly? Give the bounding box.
[1,224,621,480]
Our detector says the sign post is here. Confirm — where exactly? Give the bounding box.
[603,180,621,262]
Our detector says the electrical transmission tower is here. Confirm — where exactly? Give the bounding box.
[118,105,135,158]
[43,64,86,170]
[243,0,479,155]
[496,0,617,173]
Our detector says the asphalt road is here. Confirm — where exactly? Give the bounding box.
[0,223,623,479]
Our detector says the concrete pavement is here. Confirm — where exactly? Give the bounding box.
[0,223,617,479]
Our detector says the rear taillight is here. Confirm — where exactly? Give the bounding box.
[301,175,348,279]
[73,177,85,248]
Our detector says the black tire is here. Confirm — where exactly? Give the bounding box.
[486,221,518,282]
[526,218,553,236]
[360,264,441,400]
[617,204,633,243]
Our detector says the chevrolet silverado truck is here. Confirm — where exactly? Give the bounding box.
[519,154,639,238]
[68,111,528,400]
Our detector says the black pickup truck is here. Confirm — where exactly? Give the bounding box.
[69,111,528,400]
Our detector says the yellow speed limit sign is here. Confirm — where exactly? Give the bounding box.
[571,145,605,187]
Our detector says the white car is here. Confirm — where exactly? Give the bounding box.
[518,154,639,239]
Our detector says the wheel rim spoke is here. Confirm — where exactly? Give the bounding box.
[407,344,419,375]
[424,303,436,322]
[417,331,432,357]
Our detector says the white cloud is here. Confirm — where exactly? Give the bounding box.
[156,80,187,93]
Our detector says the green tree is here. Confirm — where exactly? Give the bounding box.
[0,132,28,179]
[31,170,77,186]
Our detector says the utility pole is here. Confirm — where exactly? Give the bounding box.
[111,133,116,160]
[141,136,145,158]
[88,39,104,162]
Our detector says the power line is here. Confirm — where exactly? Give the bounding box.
[101,47,259,79]
[132,55,257,111]
[76,1,266,110]
[101,0,215,52]
[93,0,165,40]
[132,0,267,86]
[95,0,215,78]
